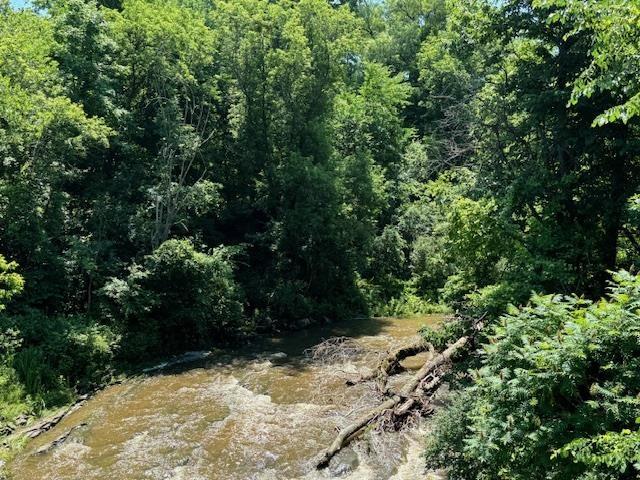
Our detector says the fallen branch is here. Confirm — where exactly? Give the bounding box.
[306,337,366,365]
[34,423,87,455]
[393,370,443,417]
[346,337,431,386]
[316,336,468,469]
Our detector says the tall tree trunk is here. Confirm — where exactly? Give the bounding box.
[597,151,627,296]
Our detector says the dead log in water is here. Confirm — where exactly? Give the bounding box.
[316,335,468,469]
[346,337,432,386]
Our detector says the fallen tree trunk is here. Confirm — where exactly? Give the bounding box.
[393,371,443,417]
[316,336,468,469]
[346,337,431,386]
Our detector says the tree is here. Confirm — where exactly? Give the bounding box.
[103,239,245,356]
[0,5,110,311]
[416,0,640,304]
[535,0,640,127]
[0,256,23,311]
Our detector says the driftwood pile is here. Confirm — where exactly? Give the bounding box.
[316,318,483,469]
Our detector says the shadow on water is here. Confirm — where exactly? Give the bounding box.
[147,316,407,378]
[257,316,395,355]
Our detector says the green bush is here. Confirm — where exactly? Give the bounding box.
[0,312,119,429]
[0,312,119,397]
[375,284,450,317]
[0,328,28,428]
[0,364,29,430]
[0,255,23,311]
[358,277,448,318]
[425,271,640,479]
[419,315,468,351]
[463,281,531,319]
[103,239,246,357]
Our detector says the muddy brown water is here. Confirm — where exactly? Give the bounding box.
[10,316,442,480]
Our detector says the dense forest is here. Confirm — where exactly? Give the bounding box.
[0,0,639,477]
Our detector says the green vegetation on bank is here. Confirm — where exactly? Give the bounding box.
[103,239,247,358]
[425,272,640,479]
[0,0,639,477]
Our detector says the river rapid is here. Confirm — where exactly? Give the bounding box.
[10,316,442,480]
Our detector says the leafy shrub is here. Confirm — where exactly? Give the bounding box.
[0,365,28,430]
[425,271,640,479]
[375,283,450,317]
[419,314,468,351]
[0,255,23,311]
[0,328,28,428]
[463,281,531,319]
[556,428,640,477]
[103,239,246,357]
[358,277,447,318]
[0,312,119,398]
[0,311,119,430]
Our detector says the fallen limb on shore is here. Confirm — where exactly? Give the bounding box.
[34,423,87,455]
[316,335,468,469]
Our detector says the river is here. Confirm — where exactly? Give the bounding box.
[9,316,442,480]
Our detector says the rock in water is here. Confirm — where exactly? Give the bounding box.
[268,352,287,360]
[328,447,359,477]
